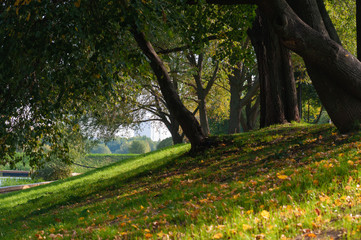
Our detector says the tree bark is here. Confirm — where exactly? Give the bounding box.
[187,53,219,136]
[130,28,206,148]
[259,0,361,132]
[205,0,361,132]
[248,9,299,128]
[228,64,245,133]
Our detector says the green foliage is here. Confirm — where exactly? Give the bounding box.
[128,140,151,154]
[325,0,356,55]
[209,117,229,135]
[90,144,112,154]
[157,137,173,150]
[31,158,72,181]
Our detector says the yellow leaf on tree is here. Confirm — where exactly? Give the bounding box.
[74,0,81,8]
[26,12,31,21]
[212,233,223,239]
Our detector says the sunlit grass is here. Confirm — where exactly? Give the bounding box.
[1,123,361,239]
[0,177,39,187]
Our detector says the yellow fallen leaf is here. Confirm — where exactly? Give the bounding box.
[242,224,252,231]
[213,233,223,239]
[277,175,288,180]
[260,210,270,219]
[132,224,139,229]
[144,233,153,238]
[305,233,317,238]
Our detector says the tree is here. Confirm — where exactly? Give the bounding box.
[157,137,174,150]
[248,9,300,128]
[186,49,220,136]
[205,0,361,133]
[90,144,112,154]
[228,62,260,133]
[128,140,151,154]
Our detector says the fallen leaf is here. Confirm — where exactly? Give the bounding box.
[213,233,223,239]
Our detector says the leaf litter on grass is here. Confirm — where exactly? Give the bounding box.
[1,123,361,239]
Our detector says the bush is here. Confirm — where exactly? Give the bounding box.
[157,137,173,150]
[90,144,112,154]
[32,158,72,181]
[128,140,151,154]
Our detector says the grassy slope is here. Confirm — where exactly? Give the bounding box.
[73,154,139,173]
[1,123,361,239]
[0,154,138,173]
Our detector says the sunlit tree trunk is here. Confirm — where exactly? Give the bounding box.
[131,29,206,149]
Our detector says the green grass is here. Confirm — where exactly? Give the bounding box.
[0,153,138,173]
[0,178,40,187]
[73,154,139,173]
[1,123,361,239]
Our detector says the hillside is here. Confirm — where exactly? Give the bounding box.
[1,123,361,239]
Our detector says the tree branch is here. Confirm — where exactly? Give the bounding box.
[188,0,259,5]
[204,61,219,96]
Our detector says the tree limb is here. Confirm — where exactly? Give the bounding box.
[188,0,259,5]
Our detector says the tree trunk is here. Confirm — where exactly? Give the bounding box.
[198,95,210,135]
[259,0,361,132]
[187,53,219,136]
[240,95,260,132]
[168,118,184,144]
[248,9,299,128]
[205,0,361,132]
[228,64,244,133]
[130,29,206,148]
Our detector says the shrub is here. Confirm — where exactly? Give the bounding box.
[128,140,151,154]
[90,144,112,154]
[32,158,72,181]
[157,137,173,150]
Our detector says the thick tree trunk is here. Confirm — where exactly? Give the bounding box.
[168,118,184,144]
[248,10,299,128]
[205,0,361,132]
[131,29,206,148]
[228,64,244,134]
[198,95,210,135]
[240,96,260,132]
[259,0,361,132]
[228,64,259,133]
